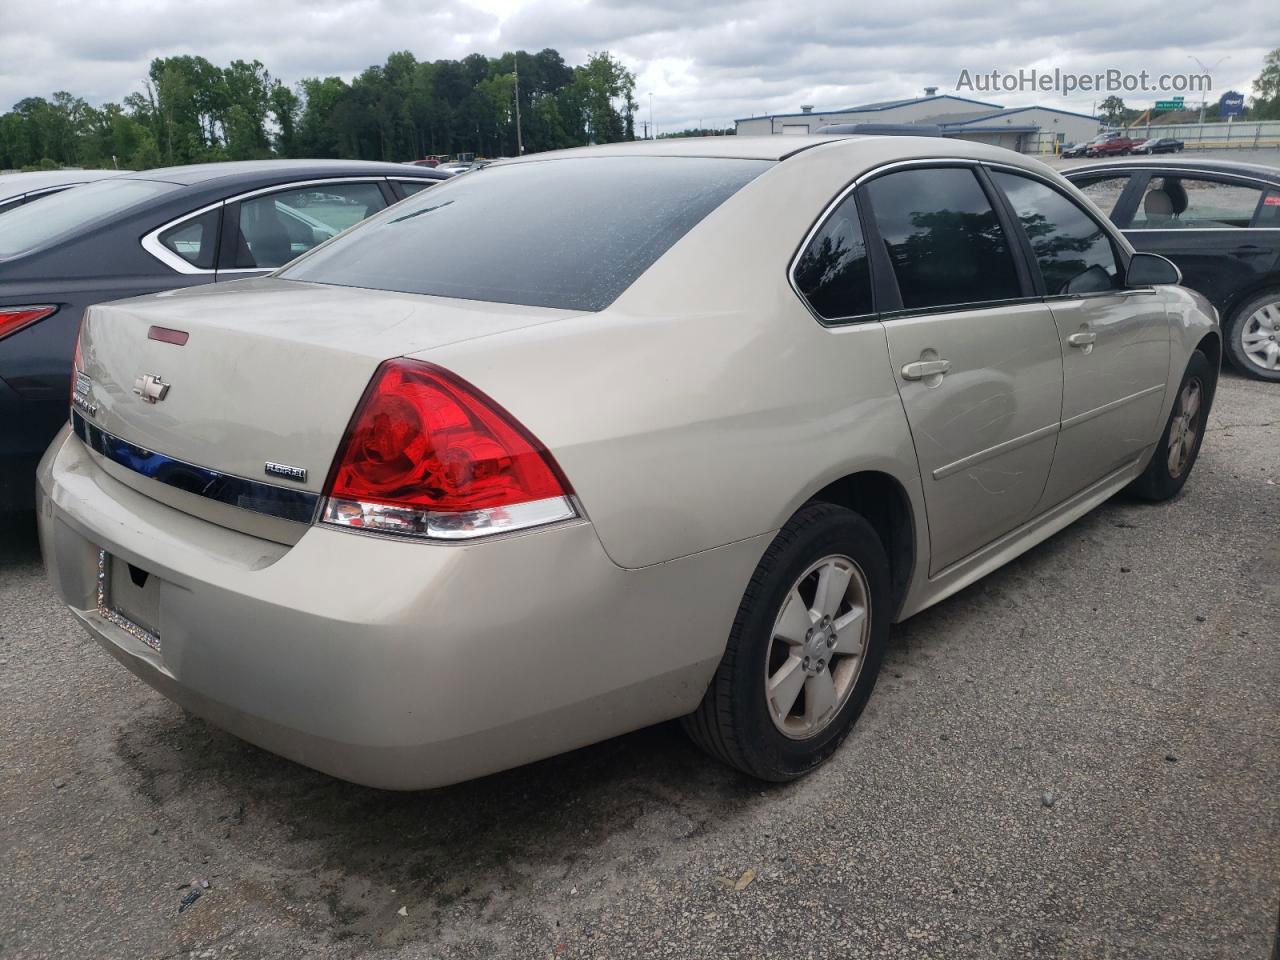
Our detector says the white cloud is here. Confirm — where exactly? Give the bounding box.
[0,0,1270,131]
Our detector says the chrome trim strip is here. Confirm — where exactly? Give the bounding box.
[226,175,389,204]
[1065,165,1280,192]
[1122,227,1280,233]
[981,159,1137,258]
[139,176,436,276]
[932,422,1059,481]
[785,156,990,326]
[140,197,226,275]
[1060,383,1166,431]
[71,410,319,524]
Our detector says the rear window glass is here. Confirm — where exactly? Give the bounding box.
[0,178,177,260]
[280,156,771,311]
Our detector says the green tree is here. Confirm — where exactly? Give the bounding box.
[1250,48,1280,120]
[1098,95,1127,126]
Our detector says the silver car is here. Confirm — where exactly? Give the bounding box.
[39,136,1219,789]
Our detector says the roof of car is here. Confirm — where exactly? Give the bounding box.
[1062,157,1280,182]
[118,159,448,187]
[501,136,851,163]
[0,168,124,199]
[496,134,1049,165]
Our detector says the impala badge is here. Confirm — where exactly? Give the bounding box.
[265,461,308,483]
[133,373,170,404]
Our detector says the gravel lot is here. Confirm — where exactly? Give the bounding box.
[1,371,1277,960]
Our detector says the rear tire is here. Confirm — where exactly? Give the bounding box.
[682,503,891,781]
[1129,350,1214,501]
[1224,290,1280,382]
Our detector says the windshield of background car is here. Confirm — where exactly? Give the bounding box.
[279,156,773,311]
[0,178,178,260]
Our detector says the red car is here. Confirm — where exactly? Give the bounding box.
[1084,133,1138,157]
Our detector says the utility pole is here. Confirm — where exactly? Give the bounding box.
[514,52,524,155]
[649,93,654,139]
[1186,54,1229,125]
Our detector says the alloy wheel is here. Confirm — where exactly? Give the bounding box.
[764,555,872,740]
[1167,377,1203,478]
[1240,299,1280,373]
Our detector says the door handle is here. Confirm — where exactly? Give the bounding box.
[901,359,951,380]
[1233,244,1269,257]
[1067,332,1097,348]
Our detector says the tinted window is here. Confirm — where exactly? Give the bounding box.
[0,178,177,260]
[1071,174,1131,218]
[1131,176,1264,228]
[992,171,1122,296]
[232,182,387,269]
[395,180,432,198]
[865,167,1020,311]
[158,207,220,270]
[281,157,770,311]
[793,193,873,320]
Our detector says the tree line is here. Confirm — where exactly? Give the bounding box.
[0,48,639,171]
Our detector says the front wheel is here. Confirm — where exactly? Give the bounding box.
[1225,291,1280,381]
[682,503,891,781]
[1129,350,1214,501]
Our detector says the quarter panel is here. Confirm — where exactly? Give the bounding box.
[417,141,1056,571]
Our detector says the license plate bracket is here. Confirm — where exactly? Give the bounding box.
[96,549,162,651]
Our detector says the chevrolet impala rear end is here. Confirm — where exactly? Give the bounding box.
[38,137,1215,788]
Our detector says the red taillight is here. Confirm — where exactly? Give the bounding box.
[0,305,55,342]
[320,359,576,539]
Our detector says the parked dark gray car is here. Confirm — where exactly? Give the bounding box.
[0,159,449,511]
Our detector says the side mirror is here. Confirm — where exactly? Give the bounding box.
[1126,252,1181,287]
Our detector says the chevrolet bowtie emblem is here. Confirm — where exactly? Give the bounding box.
[133,373,170,404]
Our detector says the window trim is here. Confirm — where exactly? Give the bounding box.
[785,178,879,326]
[1066,165,1280,230]
[853,158,1039,319]
[984,161,1133,302]
[1124,170,1272,232]
[140,177,407,276]
[219,178,395,274]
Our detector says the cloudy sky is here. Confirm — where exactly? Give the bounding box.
[0,0,1272,130]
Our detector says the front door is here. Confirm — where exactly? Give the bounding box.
[988,169,1171,509]
[1115,171,1280,312]
[863,165,1065,574]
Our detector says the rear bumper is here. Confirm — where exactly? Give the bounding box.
[37,426,762,789]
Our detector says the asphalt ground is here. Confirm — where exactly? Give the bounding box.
[1,367,1276,960]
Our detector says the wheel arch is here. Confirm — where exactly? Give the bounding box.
[1195,328,1222,375]
[1222,279,1280,328]
[805,470,917,621]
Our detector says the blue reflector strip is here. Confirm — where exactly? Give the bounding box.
[71,410,319,524]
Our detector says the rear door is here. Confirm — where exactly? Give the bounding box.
[862,164,1064,574]
[989,168,1170,509]
[216,179,394,280]
[1113,170,1280,312]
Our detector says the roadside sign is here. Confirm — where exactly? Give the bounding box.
[1154,98,1185,110]
[1219,91,1245,117]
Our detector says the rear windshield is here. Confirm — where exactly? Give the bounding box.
[279,156,771,311]
[0,178,178,260]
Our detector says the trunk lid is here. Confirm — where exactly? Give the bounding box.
[75,277,580,542]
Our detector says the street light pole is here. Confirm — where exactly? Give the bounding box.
[514,52,524,155]
[1186,54,1229,125]
[649,93,654,140]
